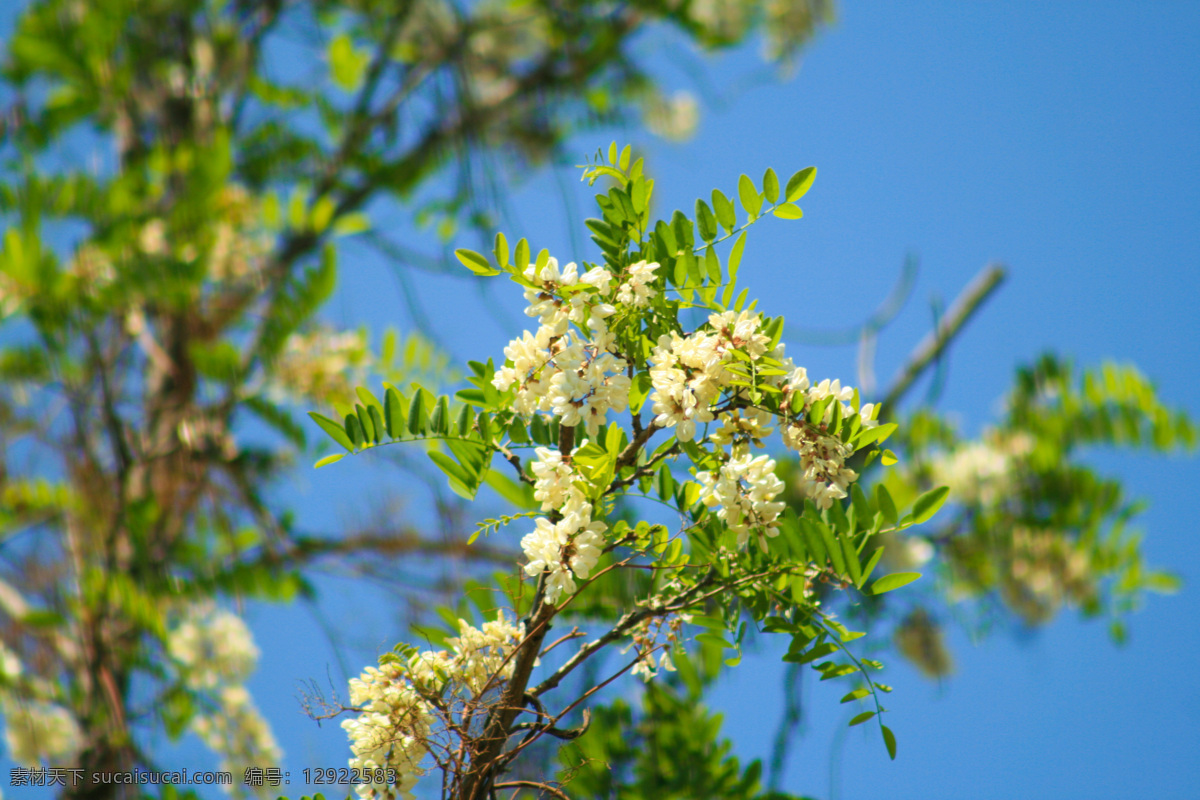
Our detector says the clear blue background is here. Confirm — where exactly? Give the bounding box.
[4,2,1200,799]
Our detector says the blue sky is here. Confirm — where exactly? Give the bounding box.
[4,2,1200,799]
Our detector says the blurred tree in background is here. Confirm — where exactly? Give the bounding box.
[0,0,1191,799]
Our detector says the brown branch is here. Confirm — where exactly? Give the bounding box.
[528,569,716,700]
[614,421,662,472]
[880,263,1006,415]
[492,781,571,800]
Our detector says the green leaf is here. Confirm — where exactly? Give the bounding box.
[819,663,858,680]
[875,484,899,527]
[712,189,737,233]
[696,632,734,649]
[629,371,653,414]
[797,642,838,664]
[772,203,803,220]
[430,395,450,435]
[332,212,370,236]
[308,412,354,451]
[785,166,816,202]
[455,248,500,276]
[314,454,345,468]
[871,572,921,595]
[855,422,898,449]
[841,535,863,586]
[728,231,746,276]
[1145,571,1183,594]
[368,405,386,445]
[859,546,885,588]
[493,232,509,267]
[385,388,406,438]
[696,199,718,242]
[354,405,376,443]
[508,417,529,444]
[737,174,762,218]
[345,413,364,448]
[514,238,530,272]
[881,449,898,466]
[428,451,475,500]
[329,33,367,91]
[882,725,897,760]
[841,688,871,704]
[407,392,426,436]
[762,168,780,204]
[912,485,950,524]
[705,246,721,284]
[849,711,876,727]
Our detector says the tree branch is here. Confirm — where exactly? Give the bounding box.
[880,263,1006,415]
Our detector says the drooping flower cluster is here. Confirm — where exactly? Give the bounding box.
[492,257,631,435]
[697,452,787,548]
[266,326,374,405]
[521,448,606,604]
[649,310,770,442]
[780,369,879,509]
[343,663,432,800]
[192,686,283,795]
[627,614,685,681]
[0,641,83,768]
[1,700,83,767]
[928,431,1033,506]
[167,604,282,796]
[167,604,259,690]
[342,614,524,800]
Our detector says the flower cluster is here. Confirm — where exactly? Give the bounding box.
[343,614,524,800]
[615,259,660,308]
[492,257,631,435]
[647,308,874,514]
[627,614,685,681]
[167,604,282,796]
[167,604,259,690]
[2,700,83,767]
[649,310,770,442]
[343,662,431,800]
[697,452,787,548]
[780,370,878,509]
[193,686,283,796]
[266,326,374,405]
[521,449,606,604]
[928,431,1032,506]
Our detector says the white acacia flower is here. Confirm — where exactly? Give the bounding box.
[193,686,282,798]
[615,260,660,307]
[580,266,614,295]
[697,453,786,548]
[2,700,82,766]
[782,421,858,509]
[167,605,259,691]
[531,448,574,511]
[520,497,609,604]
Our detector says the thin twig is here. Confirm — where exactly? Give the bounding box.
[492,781,571,800]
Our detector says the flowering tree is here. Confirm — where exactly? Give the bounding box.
[0,0,848,796]
[307,145,1195,800]
[1,0,1192,796]
[300,148,957,799]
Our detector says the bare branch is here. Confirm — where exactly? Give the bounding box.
[880,263,1007,415]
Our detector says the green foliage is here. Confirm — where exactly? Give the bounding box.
[559,681,815,800]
